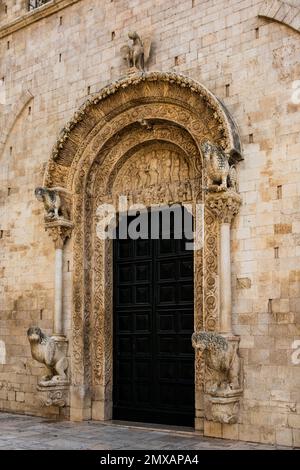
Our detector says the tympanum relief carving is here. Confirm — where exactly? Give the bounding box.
[112,145,194,206]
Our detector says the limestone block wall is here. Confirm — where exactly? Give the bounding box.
[0,0,299,445]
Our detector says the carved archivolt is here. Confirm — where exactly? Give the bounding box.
[42,72,242,419]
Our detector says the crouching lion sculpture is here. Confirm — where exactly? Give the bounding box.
[27,327,68,386]
[192,331,241,395]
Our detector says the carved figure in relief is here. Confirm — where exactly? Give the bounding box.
[163,155,172,183]
[173,156,181,181]
[120,32,151,71]
[201,141,237,192]
[192,331,241,394]
[35,187,70,221]
[27,327,68,385]
[183,182,192,201]
[181,162,190,181]
[148,156,159,185]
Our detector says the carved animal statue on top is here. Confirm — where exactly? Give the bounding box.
[35,186,70,221]
[201,141,238,192]
[27,327,68,385]
[29,0,50,8]
[120,31,151,71]
[192,331,240,394]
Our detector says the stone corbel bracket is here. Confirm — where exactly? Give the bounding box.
[192,332,243,424]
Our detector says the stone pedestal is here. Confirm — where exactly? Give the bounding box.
[204,389,242,425]
[37,383,70,408]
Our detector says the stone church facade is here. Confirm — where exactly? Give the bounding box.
[0,0,300,447]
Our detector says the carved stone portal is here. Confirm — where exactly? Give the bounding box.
[39,72,243,426]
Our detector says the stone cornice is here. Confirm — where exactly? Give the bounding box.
[0,0,81,39]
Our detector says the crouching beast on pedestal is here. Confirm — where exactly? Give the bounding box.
[27,327,68,386]
[192,331,241,395]
[201,141,238,192]
[35,187,71,221]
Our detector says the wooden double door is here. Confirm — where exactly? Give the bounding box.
[113,208,195,426]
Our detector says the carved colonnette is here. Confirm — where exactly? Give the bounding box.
[38,72,242,424]
[31,187,73,408]
[193,141,243,425]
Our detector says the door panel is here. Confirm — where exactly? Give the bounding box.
[113,208,195,426]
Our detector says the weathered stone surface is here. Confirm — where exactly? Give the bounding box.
[0,0,299,448]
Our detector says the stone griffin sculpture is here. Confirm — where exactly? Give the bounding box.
[192,331,241,395]
[201,141,238,192]
[35,187,71,221]
[120,31,151,71]
[27,327,68,386]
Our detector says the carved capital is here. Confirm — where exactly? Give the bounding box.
[206,190,241,224]
[45,220,74,249]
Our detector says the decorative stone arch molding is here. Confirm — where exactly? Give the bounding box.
[36,72,243,427]
[259,0,300,34]
[0,89,33,157]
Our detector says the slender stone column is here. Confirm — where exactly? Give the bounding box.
[206,190,242,334]
[45,220,74,340]
[220,222,232,334]
[54,245,64,337]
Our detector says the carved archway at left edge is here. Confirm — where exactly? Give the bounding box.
[43,72,241,424]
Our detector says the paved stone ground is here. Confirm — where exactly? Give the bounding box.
[0,412,290,450]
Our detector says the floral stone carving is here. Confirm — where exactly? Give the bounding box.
[192,331,243,424]
[27,327,69,387]
[206,189,242,224]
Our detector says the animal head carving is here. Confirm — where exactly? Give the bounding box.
[35,187,46,202]
[201,140,214,158]
[27,326,45,344]
[128,31,139,41]
[192,331,228,352]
